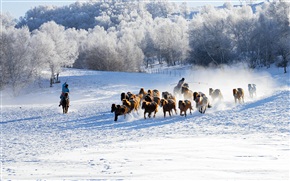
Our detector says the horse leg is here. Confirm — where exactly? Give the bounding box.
[66,100,69,113]
[114,114,118,121]
[153,111,157,118]
[203,107,206,114]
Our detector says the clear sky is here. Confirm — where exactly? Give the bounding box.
[1,0,247,19]
[1,0,73,18]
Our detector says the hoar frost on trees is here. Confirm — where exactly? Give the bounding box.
[226,5,258,67]
[188,5,234,66]
[1,26,32,95]
[82,26,119,71]
[1,0,290,93]
[154,17,188,66]
[258,1,290,72]
[117,30,144,72]
[82,24,144,72]
[37,21,78,84]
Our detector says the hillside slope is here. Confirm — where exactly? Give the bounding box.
[1,66,289,180]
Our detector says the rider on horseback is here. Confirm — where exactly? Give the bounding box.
[59,82,69,107]
[177,78,185,88]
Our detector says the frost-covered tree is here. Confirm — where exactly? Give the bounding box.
[28,31,51,83]
[82,24,144,72]
[270,1,290,73]
[16,0,182,31]
[82,26,120,71]
[141,30,158,68]
[276,34,290,73]
[175,16,190,64]
[37,21,78,85]
[146,1,172,19]
[17,5,59,31]
[188,5,234,66]
[179,2,191,19]
[67,28,88,69]
[154,17,188,66]
[0,13,17,28]
[0,31,9,90]
[5,0,289,76]
[254,1,289,68]
[95,12,113,30]
[0,13,17,90]
[117,29,144,72]
[226,4,259,67]
[1,26,32,94]
[255,13,279,67]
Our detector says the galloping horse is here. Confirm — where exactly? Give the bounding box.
[233,88,244,104]
[61,92,69,114]
[248,84,257,98]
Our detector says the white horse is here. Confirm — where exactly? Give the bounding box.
[194,95,211,114]
[248,84,257,98]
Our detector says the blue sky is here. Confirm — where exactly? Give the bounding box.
[2,0,73,18]
[1,0,245,19]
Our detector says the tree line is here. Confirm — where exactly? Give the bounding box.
[0,0,289,94]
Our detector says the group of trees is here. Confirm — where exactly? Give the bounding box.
[188,1,290,71]
[1,19,78,94]
[16,1,187,31]
[1,0,289,94]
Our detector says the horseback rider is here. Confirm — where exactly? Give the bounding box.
[177,78,185,88]
[59,82,69,106]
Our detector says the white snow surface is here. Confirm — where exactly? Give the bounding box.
[1,65,290,180]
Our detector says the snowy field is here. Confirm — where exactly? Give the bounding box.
[1,65,289,180]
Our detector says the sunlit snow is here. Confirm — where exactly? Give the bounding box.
[1,65,289,180]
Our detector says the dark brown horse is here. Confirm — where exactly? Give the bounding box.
[61,92,69,114]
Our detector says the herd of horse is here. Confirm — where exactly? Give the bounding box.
[109,82,257,121]
[59,82,256,118]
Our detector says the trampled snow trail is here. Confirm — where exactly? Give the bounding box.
[1,67,289,180]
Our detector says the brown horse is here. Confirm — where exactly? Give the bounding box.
[61,92,69,114]
[233,88,244,104]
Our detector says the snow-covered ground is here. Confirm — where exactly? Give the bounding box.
[1,65,289,180]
